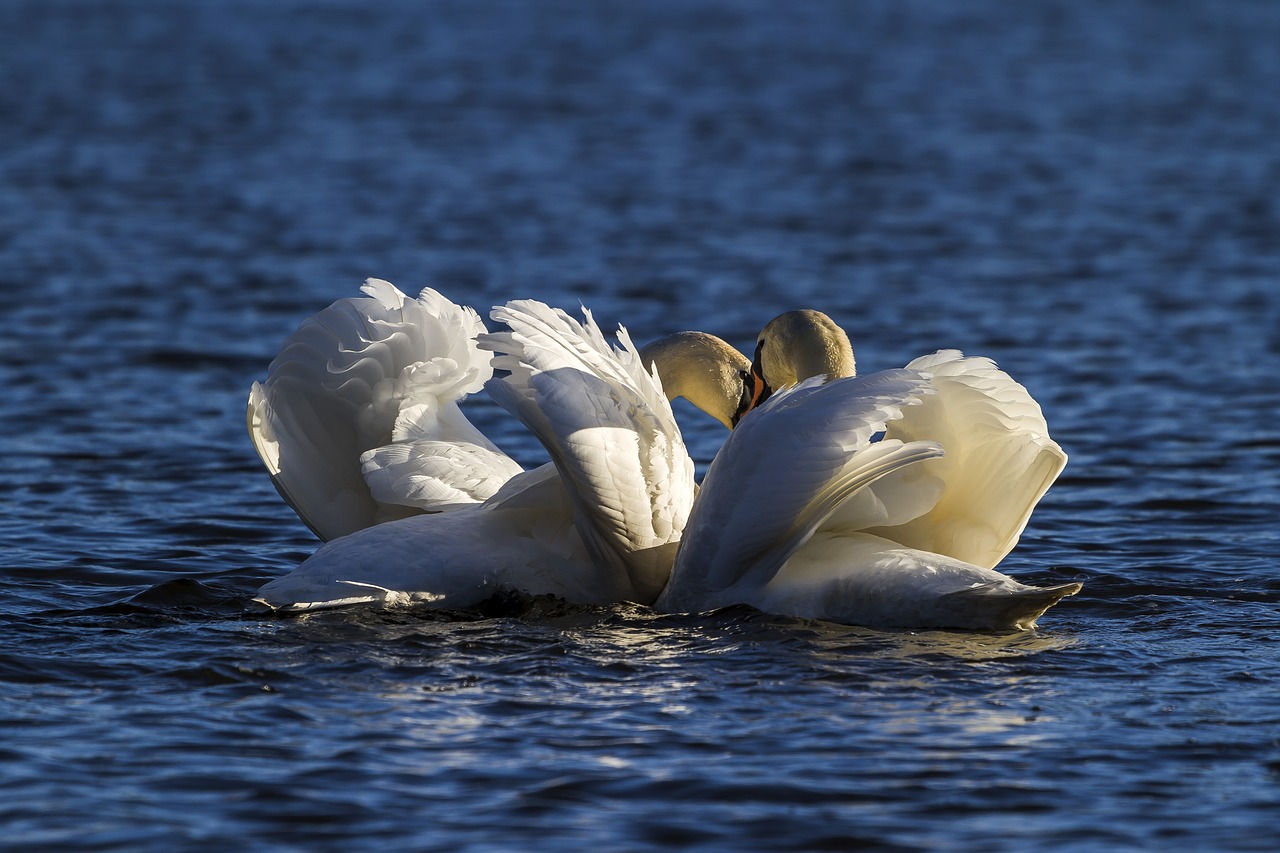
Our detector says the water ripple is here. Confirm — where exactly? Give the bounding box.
[3,0,1279,850]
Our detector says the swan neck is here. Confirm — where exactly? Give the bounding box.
[638,332,751,430]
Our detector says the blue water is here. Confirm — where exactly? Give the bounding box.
[3,0,1279,849]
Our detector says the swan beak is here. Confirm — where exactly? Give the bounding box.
[732,344,773,427]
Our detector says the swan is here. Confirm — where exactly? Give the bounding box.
[248,281,747,611]
[655,310,1081,630]
[249,286,1077,629]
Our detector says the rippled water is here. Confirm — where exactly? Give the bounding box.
[3,0,1278,849]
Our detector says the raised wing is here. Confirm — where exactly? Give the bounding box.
[247,279,519,541]
[866,350,1067,568]
[659,369,943,610]
[479,301,695,604]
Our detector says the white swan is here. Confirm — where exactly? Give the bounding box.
[249,282,747,611]
[655,310,1080,630]
[249,288,1077,629]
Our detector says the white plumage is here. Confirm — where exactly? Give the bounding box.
[655,311,1079,630]
[249,289,1078,630]
[479,301,694,603]
[247,278,519,541]
[252,286,694,611]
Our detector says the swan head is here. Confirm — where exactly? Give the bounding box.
[742,310,857,418]
[638,331,752,430]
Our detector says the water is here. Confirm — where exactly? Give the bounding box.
[2,0,1278,849]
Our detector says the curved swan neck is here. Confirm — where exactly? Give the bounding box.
[756,309,856,388]
[638,331,751,430]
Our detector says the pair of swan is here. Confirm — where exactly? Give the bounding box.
[248,280,1079,630]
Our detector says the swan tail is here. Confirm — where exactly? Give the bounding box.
[248,280,517,539]
[946,581,1083,631]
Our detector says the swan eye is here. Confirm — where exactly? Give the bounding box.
[731,369,753,427]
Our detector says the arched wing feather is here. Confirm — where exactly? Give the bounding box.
[869,350,1067,568]
[246,279,518,540]
[479,301,695,603]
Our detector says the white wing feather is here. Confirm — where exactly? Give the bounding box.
[247,279,520,541]
[864,350,1068,568]
[659,369,943,609]
[360,440,523,511]
[479,301,695,603]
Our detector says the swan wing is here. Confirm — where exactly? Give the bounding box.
[359,439,523,512]
[479,301,695,603]
[660,370,943,608]
[870,350,1067,568]
[247,279,519,540]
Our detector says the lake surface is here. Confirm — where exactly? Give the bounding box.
[2,0,1278,849]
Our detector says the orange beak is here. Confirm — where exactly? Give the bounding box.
[731,342,773,427]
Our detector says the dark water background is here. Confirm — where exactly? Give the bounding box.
[3,0,1279,849]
